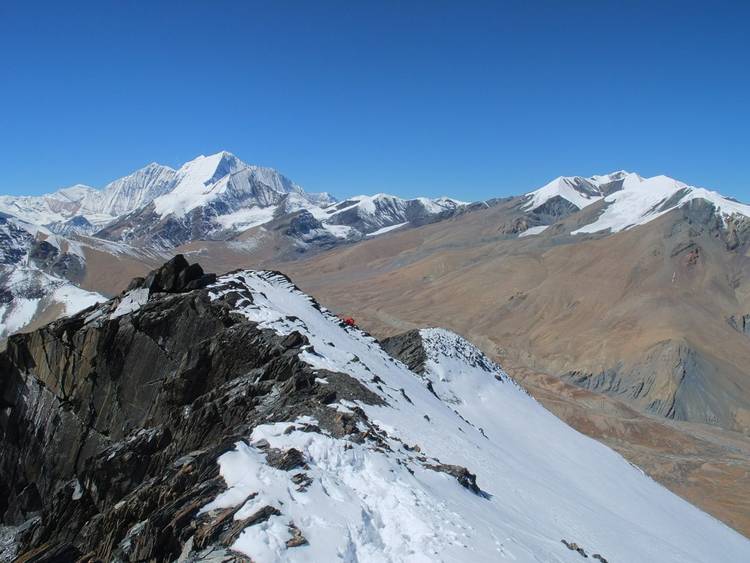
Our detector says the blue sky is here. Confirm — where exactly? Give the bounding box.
[1,1,748,201]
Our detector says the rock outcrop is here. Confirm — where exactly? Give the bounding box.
[0,257,379,561]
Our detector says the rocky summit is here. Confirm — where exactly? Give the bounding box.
[1,257,749,562]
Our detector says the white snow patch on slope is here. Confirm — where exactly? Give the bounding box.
[518,225,548,237]
[0,298,40,336]
[111,288,150,319]
[0,267,105,338]
[366,221,409,237]
[215,206,278,231]
[322,223,355,239]
[51,283,106,317]
[204,271,750,563]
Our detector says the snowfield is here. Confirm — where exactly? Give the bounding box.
[204,270,750,562]
[518,225,548,237]
[0,266,104,339]
[573,174,750,234]
[523,170,750,236]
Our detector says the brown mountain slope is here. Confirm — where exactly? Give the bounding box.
[281,199,750,434]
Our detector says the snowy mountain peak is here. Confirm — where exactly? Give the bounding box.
[184,151,245,183]
[151,151,307,219]
[589,170,632,185]
[0,151,467,249]
[92,161,177,217]
[523,170,750,236]
[574,173,750,235]
[524,175,605,211]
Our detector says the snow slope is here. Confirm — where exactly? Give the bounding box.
[151,151,329,220]
[573,174,750,234]
[523,170,750,236]
[92,162,177,216]
[203,270,750,562]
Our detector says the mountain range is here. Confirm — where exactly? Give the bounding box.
[0,151,464,339]
[2,151,750,544]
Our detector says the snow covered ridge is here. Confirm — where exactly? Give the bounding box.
[324,193,466,239]
[524,171,750,235]
[199,270,750,562]
[572,173,750,234]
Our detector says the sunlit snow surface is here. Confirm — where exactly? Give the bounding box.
[523,171,750,236]
[206,271,750,562]
[524,176,605,211]
[366,221,409,237]
[517,225,548,237]
[573,174,750,234]
[0,267,104,338]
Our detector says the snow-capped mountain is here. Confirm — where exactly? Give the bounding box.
[573,173,750,234]
[0,150,464,250]
[94,152,465,248]
[0,214,104,338]
[4,258,746,560]
[518,170,750,237]
[0,151,469,339]
[523,171,631,214]
[0,163,178,235]
[0,184,102,232]
[92,161,177,217]
[94,152,336,247]
[323,193,465,239]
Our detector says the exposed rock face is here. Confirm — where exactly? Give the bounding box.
[128,254,216,293]
[281,210,340,248]
[0,215,34,265]
[526,195,580,224]
[496,194,581,235]
[380,329,428,374]
[324,195,462,235]
[0,259,380,561]
[561,339,736,427]
[46,215,97,236]
[28,239,85,282]
[729,314,750,335]
[677,198,750,252]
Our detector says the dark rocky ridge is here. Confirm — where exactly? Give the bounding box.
[380,329,428,374]
[0,257,385,561]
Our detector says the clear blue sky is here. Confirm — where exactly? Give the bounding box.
[1,0,748,201]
